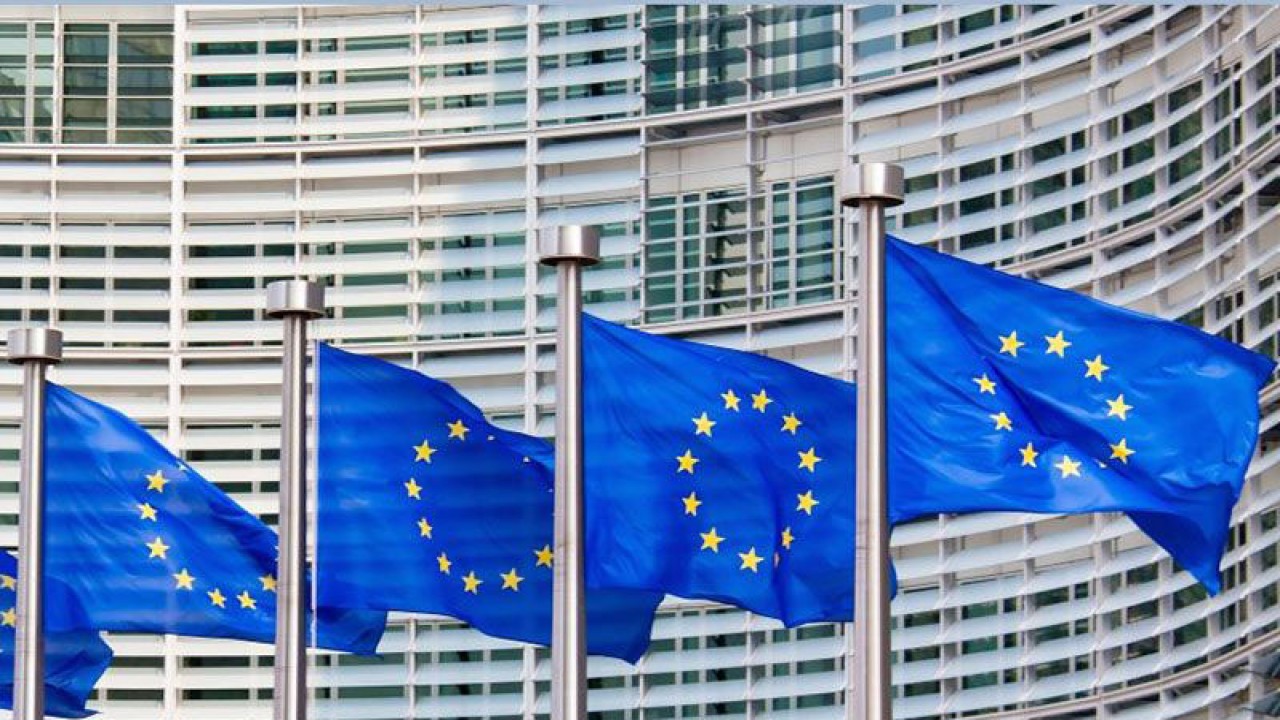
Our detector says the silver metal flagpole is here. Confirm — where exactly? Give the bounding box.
[8,327,63,720]
[840,163,904,720]
[539,225,600,720]
[266,280,325,720]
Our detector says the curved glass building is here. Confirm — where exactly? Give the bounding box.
[0,4,1276,719]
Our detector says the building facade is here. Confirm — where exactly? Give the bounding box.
[0,4,1276,719]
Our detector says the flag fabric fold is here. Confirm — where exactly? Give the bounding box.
[582,235,1272,613]
[0,552,113,718]
[43,383,386,653]
[883,236,1274,591]
[316,343,662,663]
[582,313,858,625]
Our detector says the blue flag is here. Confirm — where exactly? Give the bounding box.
[44,383,386,653]
[583,237,1273,617]
[883,236,1273,592]
[0,553,113,718]
[316,343,662,662]
[582,314,858,625]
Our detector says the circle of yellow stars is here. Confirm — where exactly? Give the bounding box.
[137,469,275,612]
[681,387,815,575]
[407,419,549,597]
[989,329,1135,475]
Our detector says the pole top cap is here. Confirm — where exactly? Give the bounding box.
[7,327,62,365]
[266,280,326,319]
[538,225,601,267]
[839,163,905,208]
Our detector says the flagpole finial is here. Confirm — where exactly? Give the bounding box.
[266,280,325,319]
[539,225,601,267]
[839,163,905,208]
[7,327,63,365]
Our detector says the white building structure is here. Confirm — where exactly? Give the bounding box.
[0,4,1275,719]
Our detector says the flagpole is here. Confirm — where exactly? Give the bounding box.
[266,280,325,720]
[840,163,903,720]
[539,225,600,720]
[8,327,62,720]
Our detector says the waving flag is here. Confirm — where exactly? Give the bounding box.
[582,235,1272,615]
[0,552,113,718]
[316,343,661,662]
[44,383,386,652]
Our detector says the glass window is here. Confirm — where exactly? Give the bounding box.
[117,99,171,128]
[117,33,172,64]
[0,66,25,96]
[63,98,107,126]
[193,105,255,120]
[118,67,171,96]
[194,41,256,56]
[63,33,108,63]
[64,66,109,96]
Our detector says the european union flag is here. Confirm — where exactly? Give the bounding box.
[0,553,113,718]
[582,236,1274,617]
[884,236,1273,592]
[44,383,386,653]
[316,343,662,662]
[582,314,857,625]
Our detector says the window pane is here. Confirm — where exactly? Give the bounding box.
[118,67,171,96]
[64,66,109,96]
[117,98,171,127]
[63,98,107,126]
[118,33,172,64]
[63,34,108,63]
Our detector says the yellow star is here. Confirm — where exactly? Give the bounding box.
[721,389,741,411]
[998,331,1025,357]
[1019,442,1039,468]
[437,552,452,574]
[447,419,469,440]
[404,478,422,499]
[1044,331,1072,357]
[797,447,821,472]
[260,574,277,593]
[796,491,819,515]
[1,608,14,627]
[973,374,996,395]
[461,571,482,594]
[173,568,196,590]
[145,470,168,493]
[0,575,14,591]
[146,537,170,559]
[417,517,433,538]
[534,544,554,568]
[780,527,794,549]
[781,413,802,434]
[738,547,763,573]
[692,412,716,437]
[207,588,226,608]
[500,568,523,591]
[137,502,158,522]
[681,492,702,516]
[237,591,256,609]
[1109,438,1135,464]
[699,527,724,552]
[990,412,1013,431]
[751,389,773,412]
[1054,455,1082,478]
[413,439,437,463]
[1084,355,1109,381]
[675,450,699,474]
[1106,394,1132,421]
